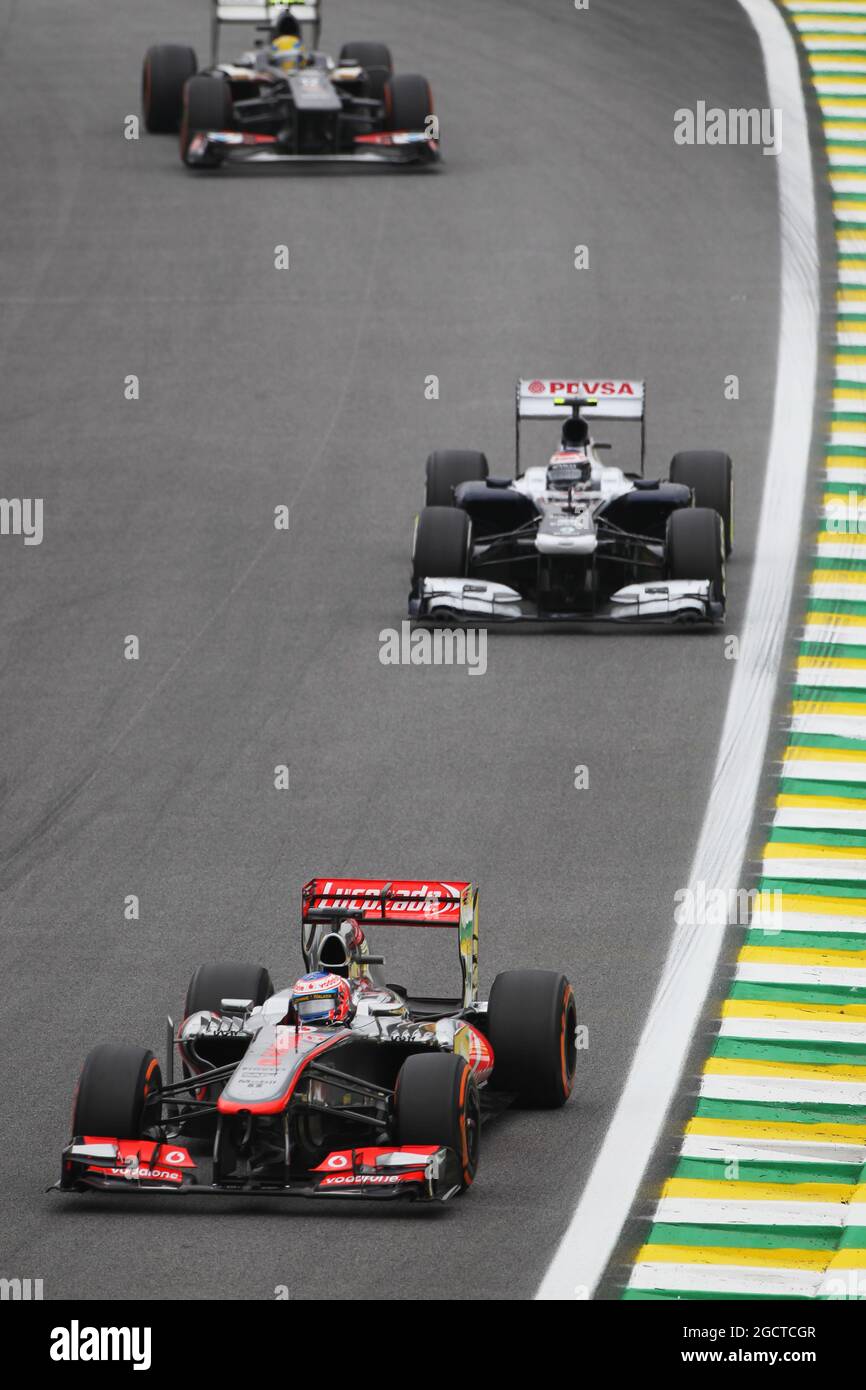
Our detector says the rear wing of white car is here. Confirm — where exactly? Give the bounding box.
[211,1,322,62]
[515,377,647,474]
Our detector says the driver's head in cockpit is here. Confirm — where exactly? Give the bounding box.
[270,10,307,70]
[291,972,354,1026]
[560,414,590,451]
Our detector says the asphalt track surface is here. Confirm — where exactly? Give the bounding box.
[0,0,782,1299]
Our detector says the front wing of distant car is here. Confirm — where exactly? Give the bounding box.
[409,577,724,626]
[54,1138,463,1201]
[184,128,440,166]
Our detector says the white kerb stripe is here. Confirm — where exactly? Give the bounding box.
[680,1135,866,1163]
[654,1197,850,1226]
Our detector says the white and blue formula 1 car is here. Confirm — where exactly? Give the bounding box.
[410,377,733,627]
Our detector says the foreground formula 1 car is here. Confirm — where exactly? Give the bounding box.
[142,2,439,169]
[55,880,576,1203]
[409,377,733,626]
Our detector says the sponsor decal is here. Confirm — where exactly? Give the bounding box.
[319,1173,404,1187]
[255,1025,318,1066]
[312,880,464,921]
[547,380,636,397]
[84,1139,196,1168]
[313,1146,437,1174]
[98,1166,183,1184]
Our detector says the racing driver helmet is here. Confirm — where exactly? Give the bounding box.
[270,25,306,72]
[291,971,354,1026]
[271,8,303,39]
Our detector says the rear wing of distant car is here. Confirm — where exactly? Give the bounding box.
[211,1,322,62]
[302,877,480,1007]
[515,377,647,475]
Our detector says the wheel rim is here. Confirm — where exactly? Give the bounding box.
[561,987,578,1097]
[461,1081,481,1181]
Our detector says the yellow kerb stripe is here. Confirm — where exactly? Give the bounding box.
[685,1115,866,1143]
[722,999,866,1021]
[635,1245,833,1270]
[782,744,866,760]
[763,841,866,862]
[704,1056,866,1083]
[776,789,866,807]
[662,1177,854,1203]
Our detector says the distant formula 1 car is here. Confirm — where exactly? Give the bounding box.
[410,377,733,626]
[55,880,576,1203]
[141,2,439,169]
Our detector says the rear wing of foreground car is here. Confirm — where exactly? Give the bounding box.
[515,376,647,474]
[302,877,479,1008]
[210,1,322,61]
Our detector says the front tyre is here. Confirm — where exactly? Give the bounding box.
[72,1043,162,1139]
[395,1052,480,1191]
[142,44,198,134]
[384,74,434,134]
[487,970,577,1108]
[666,505,726,608]
[180,75,233,167]
[412,506,471,584]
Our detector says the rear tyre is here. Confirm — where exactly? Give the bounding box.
[487,971,577,1108]
[669,450,734,556]
[72,1044,162,1139]
[180,75,233,167]
[395,1052,480,1191]
[425,450,488,507]
[412,506,471,583]
[183,963,272,1135]
[142,44,198,134]
[384,74,434,133]
[338,41,393,101]
[666,505,726,607]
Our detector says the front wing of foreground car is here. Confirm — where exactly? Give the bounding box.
[409,577,724,626]
[184,129,440,166]
[53,1139,462,1201]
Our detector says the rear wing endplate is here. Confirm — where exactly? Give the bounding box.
[515,377,647,474]
[302,878,479,1007]
[212,2,322,62]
